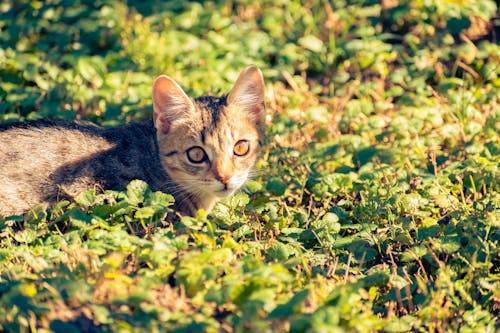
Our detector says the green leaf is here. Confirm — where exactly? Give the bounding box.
[13,230,37,244]
[268,289,309,318]
[228,192,250,208]
[432,236,461,254]
[146,191,174,208]
[77,56,107,87]
[134,206,156,219]
[266,242,291,261]
[74,189,98,207]
[266,177,288,196]
[298,35,324,53]
[244,180,263,193]
[34,74,50,90]
[312,212,341,235]
[305,106,328,123]
[126,180,149,206]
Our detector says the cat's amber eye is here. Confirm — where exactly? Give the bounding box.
[186,146,208,164]
[233,140,250,156]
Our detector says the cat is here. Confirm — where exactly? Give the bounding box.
[0,65,266,217]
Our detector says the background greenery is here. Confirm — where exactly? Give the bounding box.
[1,0,499,332]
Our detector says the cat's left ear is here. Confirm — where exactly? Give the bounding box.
[152,75,194,134]
[227,65,265,122]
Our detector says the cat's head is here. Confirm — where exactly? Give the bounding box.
[152,65,265,213]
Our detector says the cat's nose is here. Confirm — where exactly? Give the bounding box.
[216,174,231,185]
[211,162,233,186]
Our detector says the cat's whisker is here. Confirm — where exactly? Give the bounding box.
[248,168,265,178]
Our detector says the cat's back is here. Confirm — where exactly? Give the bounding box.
[1,119,105,145]
[0,119,113,163]
[0,119,115,215]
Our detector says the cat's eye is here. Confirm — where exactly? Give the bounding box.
[233,140,250,156]
[186,146,208,164]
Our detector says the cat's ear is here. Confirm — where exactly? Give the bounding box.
[152,75,194,134]
[227,65,265,121]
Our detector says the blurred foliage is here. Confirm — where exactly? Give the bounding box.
[1,0,499,332]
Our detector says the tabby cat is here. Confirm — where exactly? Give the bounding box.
[0,65,265,216]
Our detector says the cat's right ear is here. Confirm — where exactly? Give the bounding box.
[227,65,265,122]
[152,75,194,134]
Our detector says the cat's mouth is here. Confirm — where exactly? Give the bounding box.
[181,178,243,198]
[216,187,232,197]
[214,182,239,197]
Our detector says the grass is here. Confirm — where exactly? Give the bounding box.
[0,0,499,332]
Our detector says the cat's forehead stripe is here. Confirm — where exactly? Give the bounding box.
[195,95,228,139]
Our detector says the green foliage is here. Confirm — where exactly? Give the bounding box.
[1,0,499,332]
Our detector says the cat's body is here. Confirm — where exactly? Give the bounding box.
[0,66,265,216]
[0,119,174,215]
